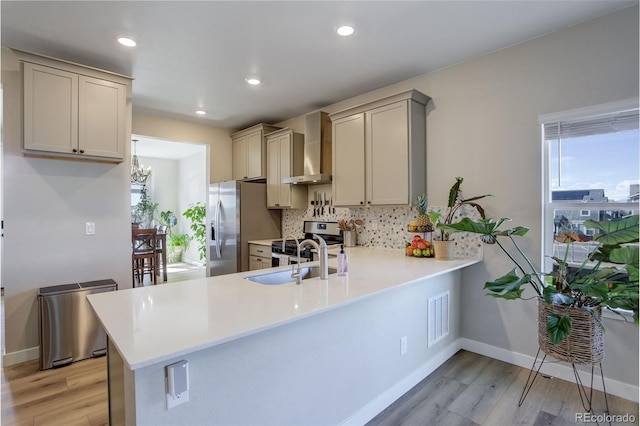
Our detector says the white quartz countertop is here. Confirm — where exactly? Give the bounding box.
[88,247,480,370]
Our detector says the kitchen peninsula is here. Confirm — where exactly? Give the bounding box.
[88,247,480,425]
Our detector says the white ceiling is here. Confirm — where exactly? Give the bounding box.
[2,1,637,132]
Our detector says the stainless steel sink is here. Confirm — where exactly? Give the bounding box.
[245,266,336,285]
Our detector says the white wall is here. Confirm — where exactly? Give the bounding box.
[277,8,639,391]
[1,48,133,361]
[137,156,180,228]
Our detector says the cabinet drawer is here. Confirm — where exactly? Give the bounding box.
[249,244,271,257]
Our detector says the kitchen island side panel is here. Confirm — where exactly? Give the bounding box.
[128,271,461,425]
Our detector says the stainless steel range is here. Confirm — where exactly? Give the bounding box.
[271,221,343,266]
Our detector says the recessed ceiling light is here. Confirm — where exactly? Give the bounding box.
[195,110,207,115]
[337,26,354,37]
[245,78,261,85]
[117,37,137,47]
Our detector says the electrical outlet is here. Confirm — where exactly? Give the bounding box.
[166,361,189,409]
[85,222,95,235]
[400,336,408,355]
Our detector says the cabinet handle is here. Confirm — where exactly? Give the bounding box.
[79,149,85,154]
[275,203,280,207]
[367,201,371,204]
[257,249,264,254]
[360,201,364,205]
[72,148,78,153]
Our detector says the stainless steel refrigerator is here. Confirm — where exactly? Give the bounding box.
[208,181,282,276]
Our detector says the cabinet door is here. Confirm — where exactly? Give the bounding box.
[260,258,272,269]
[366,101,409,205]
[233,136,248,180]
[278,134,292,208]
[23,63,78,154]
[266,137,280,207]
[332,113,365,206]
[78,76,126,159]
[249,256,263,271]
[246,130,264,179]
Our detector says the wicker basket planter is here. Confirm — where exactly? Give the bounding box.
[538,300,604,364]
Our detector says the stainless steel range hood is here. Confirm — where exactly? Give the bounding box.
[282,111,332,185]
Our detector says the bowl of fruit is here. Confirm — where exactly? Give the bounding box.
[405,235,434,258]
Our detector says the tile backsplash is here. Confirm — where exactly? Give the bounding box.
[282,205,483,259]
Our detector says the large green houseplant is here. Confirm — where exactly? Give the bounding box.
[441,214,639,345]
[183,202,207,262]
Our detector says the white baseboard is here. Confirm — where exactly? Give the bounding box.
[459,338,639,403]
[341,340,462,425]
[3,346,39,366]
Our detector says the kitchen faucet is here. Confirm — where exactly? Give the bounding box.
[282,235,302,284]
[299,234,329,280]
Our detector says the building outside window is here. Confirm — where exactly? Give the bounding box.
[541,99,639,269]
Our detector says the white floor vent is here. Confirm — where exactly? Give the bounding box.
[428,291,450,347]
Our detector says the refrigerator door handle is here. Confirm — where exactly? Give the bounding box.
[215,199,222,258]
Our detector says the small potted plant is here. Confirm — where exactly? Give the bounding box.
[167,233,191,263]
[159,210,190,263]
[428,177,491,260]
[133,185,158,228]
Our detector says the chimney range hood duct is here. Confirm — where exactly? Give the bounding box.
[282,111,332,185]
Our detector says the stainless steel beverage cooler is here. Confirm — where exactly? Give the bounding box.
[38,279,117,370]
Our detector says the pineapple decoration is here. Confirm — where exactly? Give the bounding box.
[409,194,432,232]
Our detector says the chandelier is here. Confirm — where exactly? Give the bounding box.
[131,139,152,184]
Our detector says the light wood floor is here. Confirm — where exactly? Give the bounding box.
[3,350,637,426]
[368,350,639,426]
[1,357,108,426]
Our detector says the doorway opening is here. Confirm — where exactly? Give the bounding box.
[131,135,207,284]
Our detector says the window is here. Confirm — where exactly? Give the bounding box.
[541,100,639,319]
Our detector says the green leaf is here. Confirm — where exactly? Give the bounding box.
[543,286,573,305]
[448,177,464,208]
[585,215,639,246]
[483,269,531,300]
[609,245,639,267]
[493,226,530,237]
[546,313,572,345]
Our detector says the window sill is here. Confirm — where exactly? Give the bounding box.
[602,307,635,322]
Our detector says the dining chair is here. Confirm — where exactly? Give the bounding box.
[132,228,157,286]
[155,225,168,282]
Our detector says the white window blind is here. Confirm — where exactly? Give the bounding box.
[543,109,639,140]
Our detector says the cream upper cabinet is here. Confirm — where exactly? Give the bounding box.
[231,124,280,181]
[330,90,430,207]
[266,129,307,209]
[332,113,365,206]
[23,61,128,161]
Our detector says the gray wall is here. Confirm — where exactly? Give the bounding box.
[1,48,133,360]
[1,53,231,363]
